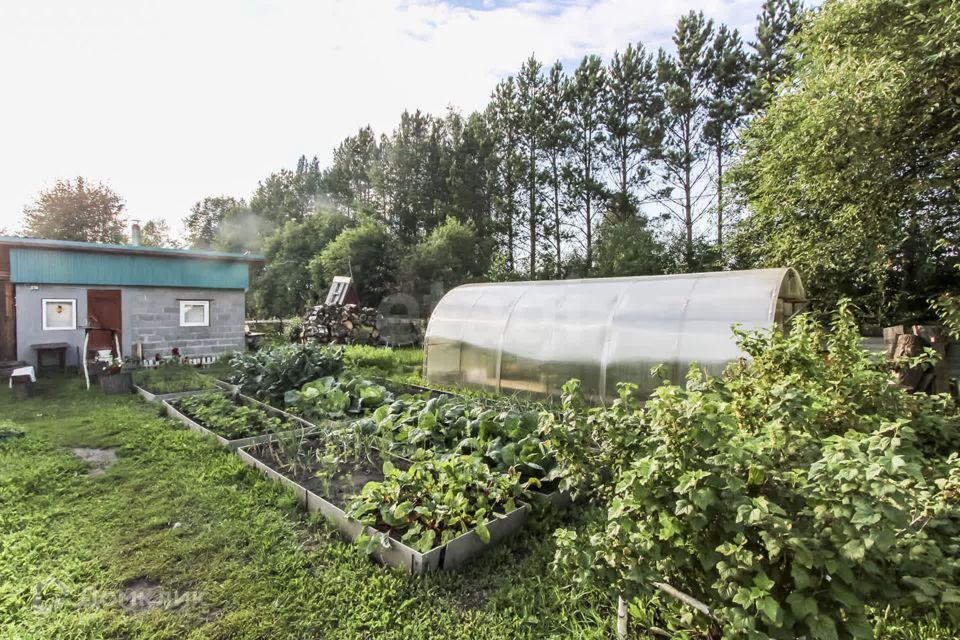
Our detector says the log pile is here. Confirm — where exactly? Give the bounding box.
[301,303,381,345]
[885,324,951,393]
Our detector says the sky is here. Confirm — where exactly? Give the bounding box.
[0,0,769,236]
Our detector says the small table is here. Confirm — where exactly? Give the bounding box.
[30,342,70,371]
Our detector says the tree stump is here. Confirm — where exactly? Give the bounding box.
[893,333,925,389]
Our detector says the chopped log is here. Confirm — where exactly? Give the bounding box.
[300,302,381,345]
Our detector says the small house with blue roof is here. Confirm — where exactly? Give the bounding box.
[0,232,263,369]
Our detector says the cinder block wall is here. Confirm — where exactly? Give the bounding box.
[125,287,245,358]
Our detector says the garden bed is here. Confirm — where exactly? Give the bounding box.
[214,379,240,394]
[132,365,220,402]
[238,437,528,574]
[135,385,214,403]
[164,392,314,450]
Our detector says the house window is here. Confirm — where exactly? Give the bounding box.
[42,298,77,330]
[179,300,209,327]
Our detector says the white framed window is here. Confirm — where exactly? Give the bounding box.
[42,298,76,331]
[179,300,210,327]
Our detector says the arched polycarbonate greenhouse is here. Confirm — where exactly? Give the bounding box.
[423,268,806,402]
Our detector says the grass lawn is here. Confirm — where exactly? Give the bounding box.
[0,374,613,640]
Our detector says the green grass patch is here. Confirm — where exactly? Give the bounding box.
[0,375,614,639]
[132,365,219,395]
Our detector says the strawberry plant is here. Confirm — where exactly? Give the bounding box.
[346,451,528,552]
[230,344,343,404]
[173,392,286,440]
[549,302,960,639]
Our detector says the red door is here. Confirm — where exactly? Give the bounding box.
[87,290,122,355]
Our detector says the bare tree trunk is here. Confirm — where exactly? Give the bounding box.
[529,145,537,278]
[553,159,562,278]
[683,119,694,268]
[716,142,724,248]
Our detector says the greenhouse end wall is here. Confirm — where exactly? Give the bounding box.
[423,268,805,402]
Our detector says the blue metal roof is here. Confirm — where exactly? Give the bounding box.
[2,237,260,289]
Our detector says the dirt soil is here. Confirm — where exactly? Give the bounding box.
[247,439,394,508]
[71,448,118,477]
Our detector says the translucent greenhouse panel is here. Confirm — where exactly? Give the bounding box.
[422,286,475,386]
[458,289,517,390]
[498,283,616,397]
[602,275,701,399]
[424,268,804,403]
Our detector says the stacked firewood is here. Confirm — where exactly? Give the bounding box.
[885,324,951,393]
[301,303,381,345]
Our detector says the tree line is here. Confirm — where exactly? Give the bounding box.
[172,1,801,317]
[19,0,959,325]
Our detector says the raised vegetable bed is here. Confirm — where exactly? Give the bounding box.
[135,385,214,404]
[214,379,240,394]
[164,392,315,450]
[132,364,220,402]
[237,437,528,574]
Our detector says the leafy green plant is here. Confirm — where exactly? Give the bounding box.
[230,343,343,404]
[284,373,393,419]
[133,363,218,394]
[550,302,960,639]
[359,394,557,482]
[347,451,527,552]
[173,392,286,440]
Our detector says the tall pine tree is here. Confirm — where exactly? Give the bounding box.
[565,55,608,273]
[515,56,547,278]
[657,11,715,270]
[749,0,804,110]
[602,43,662,224]
[705,25,750,248]
[541,60,572,278]
[489,78,523,273]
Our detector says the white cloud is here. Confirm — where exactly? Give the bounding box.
[0,0,765,234]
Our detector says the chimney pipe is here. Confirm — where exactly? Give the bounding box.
[131,220,141,246]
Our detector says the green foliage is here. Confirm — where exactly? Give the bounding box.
[133,363,217,394]
[748,0,804,111]
[360,394,556,481]
[592,216,663,277]
[182,196,247,249]
[173,392,285,440]
[401,217,488,295]
[732,0,960,322]
[311,218,400,307]
[22,177,127,243]
[139,218,179,248]
[551,302,960,639]
[342,345,424,388]
[347,452,527,552]
[249,155,323,225]
[284,374,393,419]
[251,209,354,317]
[230,343,344,404]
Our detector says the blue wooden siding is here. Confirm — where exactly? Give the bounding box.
[10,248,250,289]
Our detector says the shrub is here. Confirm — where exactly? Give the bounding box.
[548,302,960,639]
